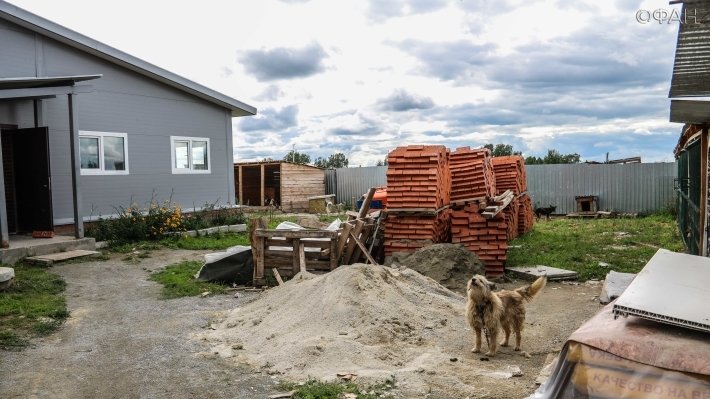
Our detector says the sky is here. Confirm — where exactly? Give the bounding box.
[9,0,684,165]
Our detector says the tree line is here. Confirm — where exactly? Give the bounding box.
[275,144,580,168]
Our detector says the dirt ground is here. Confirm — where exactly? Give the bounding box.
[0,249,603,399]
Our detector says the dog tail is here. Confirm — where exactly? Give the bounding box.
[515,276,547,302]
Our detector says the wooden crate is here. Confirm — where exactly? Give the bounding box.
[253,229,338,285]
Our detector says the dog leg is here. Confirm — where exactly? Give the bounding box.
[514,330,522,351]
[471,327,482,353]
[485,328,499,357]
[501,323,511,347]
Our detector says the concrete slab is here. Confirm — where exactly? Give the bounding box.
[0,237,96,265]
[26,250,100,266]
[506,265,578,281]
[0,267,14,282]
[613,249,710,333]
[599,270,636,304]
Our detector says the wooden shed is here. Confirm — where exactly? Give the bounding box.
[234,161,325,212]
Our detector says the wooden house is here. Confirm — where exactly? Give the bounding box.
[234,161,325,212]
[669,0,710,255]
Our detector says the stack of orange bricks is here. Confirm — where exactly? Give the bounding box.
[384,146,534,277]
[384,145,451,257]
[449,151,510,276]
[450,147,496,201]
[491,155,534,239]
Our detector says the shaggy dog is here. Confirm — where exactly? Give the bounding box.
[534,205,556,221]
[465,275,547,357]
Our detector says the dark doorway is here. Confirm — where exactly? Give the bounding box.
[1,127,53,233]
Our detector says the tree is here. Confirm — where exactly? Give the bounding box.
[314,153,349,169]
[283,150,311,165]
[484,143,522,157]
[375,156,388,166]
[525,150,581,165]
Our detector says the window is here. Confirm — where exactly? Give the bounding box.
[79,131,128,175]
[171,136,211,174]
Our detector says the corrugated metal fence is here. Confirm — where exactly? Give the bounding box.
[325,166,387,207]
[326,163,677,214]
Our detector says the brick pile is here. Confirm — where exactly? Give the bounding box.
[384,145,451,257]
[502,199,520,240]
[385,145,450,209]
[450,147,496,202]
[451,203,508,277]
[517,194,534,235]
[491,155,527,195]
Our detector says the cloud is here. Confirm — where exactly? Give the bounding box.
[239,105,299,131]
[395,39,496,81]
[254,85,284,101]
[366,0,448,23]
[377,89,435,111]
[239,43,328,81]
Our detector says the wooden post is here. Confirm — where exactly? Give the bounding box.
[701,126,708,256]
[298,243,306,273]
[238,165,243,205]
[336,222,354,260]
[260,164,265,206]
[291,238,301,275]
[329,235,338,270]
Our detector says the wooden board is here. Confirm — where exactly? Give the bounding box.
[26,250,100,266]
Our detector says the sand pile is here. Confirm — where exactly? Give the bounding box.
[199,264,531,398]
[389,244,484,293]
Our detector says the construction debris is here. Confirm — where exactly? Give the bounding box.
[599,270,636,304]
[507,265,579,281]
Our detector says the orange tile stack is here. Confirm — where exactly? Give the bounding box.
[450,147,496,202]
[451,203,508,277]
[384,145,451,257]
[491,155,527,195]
[383,209,451,257]
[385,145,450,209]
[502,199,520,239]
[517,194,534,235]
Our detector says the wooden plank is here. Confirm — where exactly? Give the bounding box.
[238,165,243,205]
[272,268,284,285]
[349,230,378,265]
[25,250,99,266]
[336,222,354,259]
[265,238,330,249]
[357,187,376,219]
[343,220,364,265]
[350,224,373,263]
[256,229,338,239]
[299,243,306,273]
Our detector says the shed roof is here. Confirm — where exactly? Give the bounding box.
[669,0,710,98]
[0,1,256,117]
[234,160,325,170]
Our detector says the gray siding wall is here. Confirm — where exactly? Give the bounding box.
[326,163,677,214]
[0,18,236,224]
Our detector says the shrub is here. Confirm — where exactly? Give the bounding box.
[86,199,185,245]
[181,201,247,231]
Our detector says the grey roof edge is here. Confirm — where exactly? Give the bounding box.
[0,1,256,117]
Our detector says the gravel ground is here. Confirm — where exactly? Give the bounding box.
[0,248,604,399]
[0,249,280,399]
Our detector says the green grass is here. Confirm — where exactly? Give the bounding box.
[507,214,684,280]
[149,261,227,299]
[0,263,68,350]
[279,376,396,399]
[161,232,250,250]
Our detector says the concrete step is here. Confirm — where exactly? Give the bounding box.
[0,237,96,265]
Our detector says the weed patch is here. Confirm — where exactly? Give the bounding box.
[161,232,250,250]
[150,261,227,299]
[0,264,67,350]
[279,376,396,399]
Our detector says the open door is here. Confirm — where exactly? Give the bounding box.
[1,127,53,234]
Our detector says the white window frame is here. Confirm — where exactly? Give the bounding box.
[79,131,129,176]
[170,136,211,174]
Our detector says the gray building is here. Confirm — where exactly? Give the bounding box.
[0,1,255,246]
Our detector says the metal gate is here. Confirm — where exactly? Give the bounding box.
[677,139,701,255]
